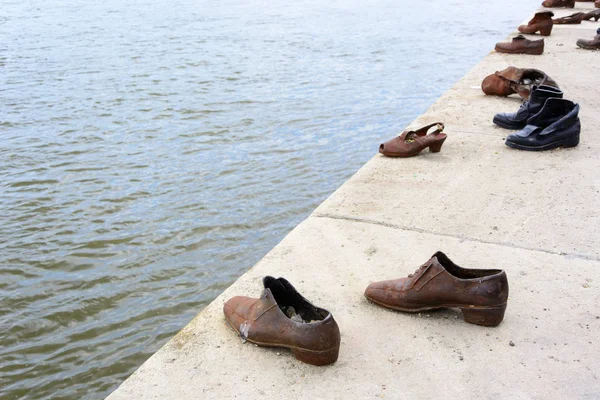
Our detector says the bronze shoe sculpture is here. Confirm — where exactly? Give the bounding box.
[379,122,447,157]
[542,0,575,7]
[364,252,509,327]
[223,276,341,366]
[576,28,600,50]
[582,9,600,21]
[495,35,544,55]
[519,11,554,35]
[553,12,585,24]
[481,66,559,99]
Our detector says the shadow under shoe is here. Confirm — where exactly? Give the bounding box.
[506,98,580,151]
[493,85,563,130]
[364,251,509,327]
[223,276,341,366]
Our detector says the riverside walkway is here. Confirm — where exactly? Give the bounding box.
[107,4,600,399]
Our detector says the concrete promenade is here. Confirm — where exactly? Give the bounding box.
[107,4,600,399]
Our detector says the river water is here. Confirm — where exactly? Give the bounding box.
[1,0,535,398]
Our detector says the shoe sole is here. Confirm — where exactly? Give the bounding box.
[505,134,579,151]
[224,318,339,366]
[494,46,544,55]
[492,115,524,130]
[364,294,507,327]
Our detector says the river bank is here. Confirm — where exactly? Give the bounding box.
[105,3,600,399]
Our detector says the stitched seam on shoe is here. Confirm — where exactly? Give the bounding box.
[408,263,431,289]
[253,304,277,322]
[414,269,443,292]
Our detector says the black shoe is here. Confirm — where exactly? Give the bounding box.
[505,98,580,151]
[493,85,563,130]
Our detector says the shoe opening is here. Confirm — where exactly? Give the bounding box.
[432,251,502,279]
[263,276,329,323]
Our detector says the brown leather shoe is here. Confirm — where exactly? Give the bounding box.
[379,122,447,157]
[553,12,585,24]
[519,11,554,35]
[596,0,600,8]
[542,0,575,7]
[364,252,509,327]
[495,35,544,55]
[576,29,600,50]
[223,276,341,366]
[481,66,559,99]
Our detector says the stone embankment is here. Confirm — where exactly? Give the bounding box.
[107,3,600,399]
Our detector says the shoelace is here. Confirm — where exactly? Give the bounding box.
[408,263,428,278]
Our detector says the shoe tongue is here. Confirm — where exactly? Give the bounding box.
[513,35,527,41]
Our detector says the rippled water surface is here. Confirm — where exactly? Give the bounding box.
[1,0,536,398]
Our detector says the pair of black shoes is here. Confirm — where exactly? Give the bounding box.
[493,85,581,151]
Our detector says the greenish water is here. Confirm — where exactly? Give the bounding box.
[0,0,535,398]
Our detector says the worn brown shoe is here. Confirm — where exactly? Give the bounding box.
[596,0,600,8]
[495,35,544,55]
[519,11,554,35]
[223,276,341,366]
[542,0,575,7]
[481,66,559,99]
[379,122,447,157]
[576,28,600,49]
[553,12,585,24]
[364,252,509,327]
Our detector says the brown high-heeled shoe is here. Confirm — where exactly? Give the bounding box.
[553,12,585,24]
[583,9,600,21]
[519,11,554,35]
[379,123,447,158]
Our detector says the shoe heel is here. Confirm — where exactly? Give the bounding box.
[461,305,506,327]
[539,26,552,36]
[429,137,446,153]
[563,134,579,148]
[291,346,339,366]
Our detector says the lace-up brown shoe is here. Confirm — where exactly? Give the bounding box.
[519,11,554,35]
[365,252,509,327]
[495,35,544,55]
[223,276,341,365]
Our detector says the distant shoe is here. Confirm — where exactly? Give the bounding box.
[576,27,600,50]
[379,122,447,157]
[223,276,341,366]
[495,35,544,55]
[519,11,554,35]
[553,12,585,24]
[582,9,600,21]
[481,66,559,99]
[493,85,563,130]
[506,98,580,151]
[364,252,509,327]
[542,0,575,7]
